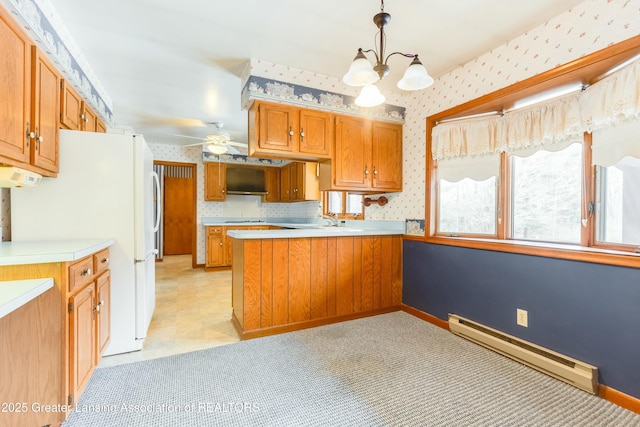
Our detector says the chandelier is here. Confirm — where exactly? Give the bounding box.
[342,0,434,107]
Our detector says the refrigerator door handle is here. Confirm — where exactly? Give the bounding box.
[152,171,161,233]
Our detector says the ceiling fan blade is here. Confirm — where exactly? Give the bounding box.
[226,141,248,147]
[173,134,207,141]
[184,142,205,147]
[226,145,241,155]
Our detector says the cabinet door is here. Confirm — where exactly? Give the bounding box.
[82,105,97,132]
[96,271,111,357]
[69,284,97,401]
[371,122,403,191]
[299,109,332,157]
[31,47,60,173]
[206,228,225,267]
[280,163,291,202]
[205,162,226,201]
[257,102,297,152]
[263,167,281,202]
[334,115,371,189]
[96,118,107,133]
[290,162,301,200]
[60,80,82,130]
[0,9,31,164]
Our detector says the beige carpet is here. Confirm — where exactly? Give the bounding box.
[64,311,640,426]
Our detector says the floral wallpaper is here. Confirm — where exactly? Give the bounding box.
[394,0,640,222]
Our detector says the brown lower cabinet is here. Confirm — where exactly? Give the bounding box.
[0,247,111,426]
[205,225,271,268]
[231,234,402,339]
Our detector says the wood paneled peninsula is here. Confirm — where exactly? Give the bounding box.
[0,239,114,427]
[228,223,404,339]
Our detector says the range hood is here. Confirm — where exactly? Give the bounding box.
[0,166,42,188]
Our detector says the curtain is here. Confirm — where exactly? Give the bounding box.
[432,58,640,161]
[580,58,640,133]
[437,153,500,182]
[592,118,640,166]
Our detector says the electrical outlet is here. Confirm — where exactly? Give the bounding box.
[517,309,528,327]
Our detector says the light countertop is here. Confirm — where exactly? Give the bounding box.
[0,239,115,266]
[0,278,54,319]
[226,227,403,239]
[210,218,405,239]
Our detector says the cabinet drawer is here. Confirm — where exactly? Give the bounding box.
[93,248,110,275]
[68,257,94,293]
[207,226,223,235]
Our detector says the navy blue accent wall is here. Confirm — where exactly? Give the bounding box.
[403,240,640,399]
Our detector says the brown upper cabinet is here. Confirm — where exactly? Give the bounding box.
[60,79,83,131]
[61,80,100,132]
[31,46,60,174]
[263,166,281,202]
[205,162,226,201]
[248,100,333,160]
[279,162,320,202]
[0,7,60,176]
[320,115,403,193]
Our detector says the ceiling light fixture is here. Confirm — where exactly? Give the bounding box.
[343,0,434,107]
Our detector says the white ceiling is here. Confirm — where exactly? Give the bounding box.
[50,0,585,146]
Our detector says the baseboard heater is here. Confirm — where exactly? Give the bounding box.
[448,314,598,394]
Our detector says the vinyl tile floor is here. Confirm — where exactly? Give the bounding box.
[99,255,240,368]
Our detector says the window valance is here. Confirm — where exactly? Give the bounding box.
[432,58,640,161]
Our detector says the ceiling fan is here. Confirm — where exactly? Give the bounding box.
[174,122,247,155]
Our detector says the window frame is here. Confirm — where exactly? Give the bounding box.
[322,191,365,220]
[422,35,640,269]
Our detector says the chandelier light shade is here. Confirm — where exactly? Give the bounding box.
[397,55,434,90]
[343,49,379,86]
[355,84,386,107]
[343,0,434,107]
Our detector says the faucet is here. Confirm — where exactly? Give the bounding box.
[322,213,340,227]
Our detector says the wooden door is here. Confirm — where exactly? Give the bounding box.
[69,284,96,402]
[0,8,30,164]
[372,121,403,191]
[333,115,371,189]
[31,46,60,173]
[163,164,195,255]
[60,80,82,130]
[299,109,332,157]
[258,102,297,152]
[205,162,226,201]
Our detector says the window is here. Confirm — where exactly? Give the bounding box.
[593,120,640,247]
[511,143,582,243]
[322,191,364,219]
[424,37,640,265]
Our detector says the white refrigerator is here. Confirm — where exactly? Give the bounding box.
[11,129,160,356]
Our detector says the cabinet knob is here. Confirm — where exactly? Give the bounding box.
[219,242,223,246]
[373,166,378,177]
[364,166,369,176]
[80,268,92,276]
[101,257,109,264]
[289,125,294,141]
[300,127,305,141]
